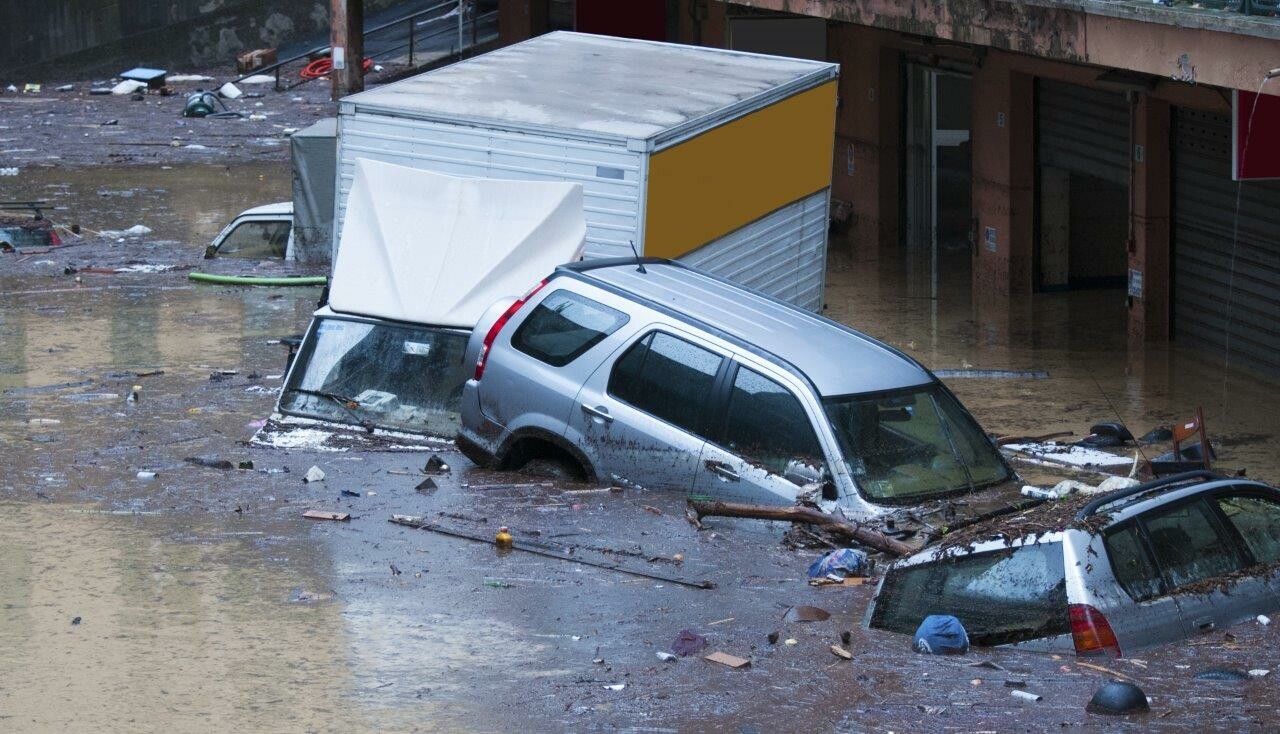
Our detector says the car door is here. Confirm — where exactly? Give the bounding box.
[568,328,725,491]
[1138,497,1271,636]
[692,361,832,506]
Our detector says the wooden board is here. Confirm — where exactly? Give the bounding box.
[303,510,350,521]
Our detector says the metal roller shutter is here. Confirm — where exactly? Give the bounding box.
[1037,80,1129,185]
[1173,108,1280,376]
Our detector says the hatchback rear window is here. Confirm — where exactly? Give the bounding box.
[871,542,1069,646]
[512,290,627,367]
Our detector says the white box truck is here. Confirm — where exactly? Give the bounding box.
[334,31,838,310]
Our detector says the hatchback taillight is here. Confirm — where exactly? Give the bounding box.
[1069,603,1121,657]
[473,279,548,381]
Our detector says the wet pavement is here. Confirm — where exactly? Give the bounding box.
[3,165,1280,731]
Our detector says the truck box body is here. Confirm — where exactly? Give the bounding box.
[335,31,838,309]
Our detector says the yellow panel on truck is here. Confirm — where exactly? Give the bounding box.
[643,80,837,259]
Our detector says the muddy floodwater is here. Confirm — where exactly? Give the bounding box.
[3,165,1280,731]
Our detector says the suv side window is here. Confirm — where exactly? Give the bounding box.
[720,366,826,476]
[1141,499,1247,590]
[512,290,628,367]
[1216,493,1280,565]
[608,331,722,436]
[1104,524,1165,602]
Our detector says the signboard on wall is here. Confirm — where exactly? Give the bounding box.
[1233,89,1280,180]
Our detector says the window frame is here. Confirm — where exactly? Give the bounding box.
[702,360,829,479]
[1102,519,1169,603]
[1131,494,1253,595]
[215,217,292,258]
[509,288,629,368]
[605,328,729,440]
[1206,485,1280,568]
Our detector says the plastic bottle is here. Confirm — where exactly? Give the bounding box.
[495,526,513,550]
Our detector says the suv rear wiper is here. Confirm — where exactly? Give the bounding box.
[286,388,376,432]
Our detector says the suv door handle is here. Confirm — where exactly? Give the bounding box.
[1194,618,1215,632]
[705,460,740,482]
[580,403,613,423]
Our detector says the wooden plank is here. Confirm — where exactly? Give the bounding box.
[303,510,350,521]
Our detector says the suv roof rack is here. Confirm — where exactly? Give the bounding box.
[1075,470,1226,521]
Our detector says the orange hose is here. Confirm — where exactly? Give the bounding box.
[300,56,374,80]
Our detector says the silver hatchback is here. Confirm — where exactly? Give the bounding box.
[866,472,1280,655]
[457,258,1020,523]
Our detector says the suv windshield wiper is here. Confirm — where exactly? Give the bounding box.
[286,388,376,432]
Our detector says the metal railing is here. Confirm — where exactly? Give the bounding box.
[233,1,498,92]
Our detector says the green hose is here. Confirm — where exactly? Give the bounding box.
[189,272,327,287]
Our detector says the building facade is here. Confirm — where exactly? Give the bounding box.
[498,0,1280,377]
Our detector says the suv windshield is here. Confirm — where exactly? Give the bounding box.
[279,317,469,436]
[871,542,1069,646]
[823,384,1010,501]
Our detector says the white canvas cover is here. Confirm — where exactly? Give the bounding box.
[329,158,586,328]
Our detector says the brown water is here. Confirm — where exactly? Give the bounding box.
[3,167,1280,731]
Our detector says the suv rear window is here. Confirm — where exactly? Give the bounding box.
[871,542,1069,646]
[512,290,627,367]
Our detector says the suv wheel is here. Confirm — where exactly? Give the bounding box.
[519,457,583,482]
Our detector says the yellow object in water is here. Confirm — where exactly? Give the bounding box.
[495,526,513,550]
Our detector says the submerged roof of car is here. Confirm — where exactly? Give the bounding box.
[562,259,934,396]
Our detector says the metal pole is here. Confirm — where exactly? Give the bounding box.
[408,16,415,66]
[457,0,464,56]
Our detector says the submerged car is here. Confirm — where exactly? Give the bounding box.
[457,258,1019,522]
[205,202,294,259]
[866,471,1280,655]
[254,158,586,451]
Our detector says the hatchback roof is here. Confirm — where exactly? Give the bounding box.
[562,260,934,396]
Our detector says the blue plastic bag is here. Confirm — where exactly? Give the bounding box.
[806,548,869,579]
[913,615,969,655]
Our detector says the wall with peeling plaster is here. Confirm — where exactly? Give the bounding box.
[0,0,408,79]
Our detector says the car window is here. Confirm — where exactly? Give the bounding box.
[511,290,628,367]
[1104,524,1165,602]
[1142,499,1246,590]
[721,366,826,477]
[608,331,722,436]
[1216,493,1280,565]
[217,220,290,258]
[870,542,1069,646]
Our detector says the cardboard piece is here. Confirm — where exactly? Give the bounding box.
[704,651,750,669]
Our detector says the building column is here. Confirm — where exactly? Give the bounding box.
[826,24,899,262]
[970,52,1034,296]
[675,0,725,46]
[499,0,548,45]
[1128,94,1171,343]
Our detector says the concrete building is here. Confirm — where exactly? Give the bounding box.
[497,0,1280,378]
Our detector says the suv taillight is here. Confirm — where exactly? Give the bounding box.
[473,278,548,381]
[1069,603,1121,657]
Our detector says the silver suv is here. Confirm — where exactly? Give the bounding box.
[866,471,1280,655]
[457,259,1018,521]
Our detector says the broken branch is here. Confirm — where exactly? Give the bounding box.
[688,500,914,557]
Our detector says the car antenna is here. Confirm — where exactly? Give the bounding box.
[628,240,646,274]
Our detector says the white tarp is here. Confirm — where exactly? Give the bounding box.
[329,158,585,327]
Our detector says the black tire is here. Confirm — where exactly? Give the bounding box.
[519,457,582,481]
